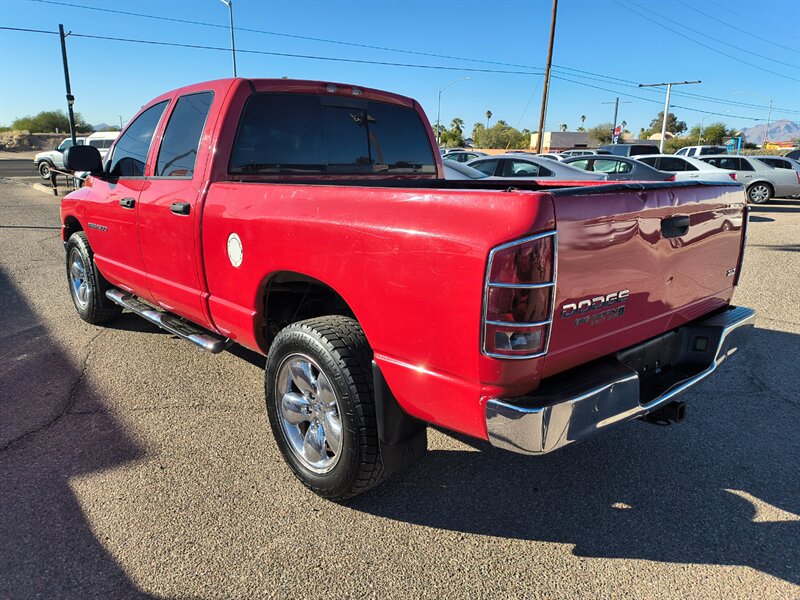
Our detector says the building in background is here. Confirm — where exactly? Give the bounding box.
[529,131,589,152]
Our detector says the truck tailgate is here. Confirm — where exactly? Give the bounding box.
[545,182,745,376]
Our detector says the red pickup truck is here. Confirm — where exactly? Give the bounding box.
[61,78,754,500]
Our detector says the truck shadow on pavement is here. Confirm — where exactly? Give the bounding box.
[351,326,800,585]
[0,270,158,599]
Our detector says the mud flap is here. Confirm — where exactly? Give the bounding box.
[372,361,428,474]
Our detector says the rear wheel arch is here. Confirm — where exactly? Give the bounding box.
[746,181,773,203]
[259,271,360,349]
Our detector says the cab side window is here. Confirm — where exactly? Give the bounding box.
[156,92,214,177]
[108,100,169,177]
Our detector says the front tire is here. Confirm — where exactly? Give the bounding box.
[65,232,122,324]
[38,161,53,179]
[265,316,387,500]
[747,183,773,204]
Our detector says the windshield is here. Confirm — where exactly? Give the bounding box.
[229,93,436,175]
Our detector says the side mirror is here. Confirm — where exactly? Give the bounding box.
[64,145,103,174]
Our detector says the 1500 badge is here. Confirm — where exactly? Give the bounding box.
[561,290,629,327]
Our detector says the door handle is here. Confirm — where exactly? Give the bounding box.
[170,202,191,216]
[661,215,690,238]
[120,197,135,209]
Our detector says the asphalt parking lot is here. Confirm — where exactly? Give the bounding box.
[0,169,798,599]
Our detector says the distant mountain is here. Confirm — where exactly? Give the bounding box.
[739,119,799,145]
[92,123,119,132]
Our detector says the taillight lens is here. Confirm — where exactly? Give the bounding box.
[665,174,676,181]
[729,173,737,181]
[482,232,556,359]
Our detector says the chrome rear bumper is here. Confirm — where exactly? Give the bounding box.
[485,306,755,455]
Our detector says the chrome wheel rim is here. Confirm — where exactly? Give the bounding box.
[749,185,769,202]
[275,353,343,474]
[68,248,90,310]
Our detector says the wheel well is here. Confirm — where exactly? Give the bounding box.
[747,181,773,192]
[63,216,83,240]
[262,272,356,344]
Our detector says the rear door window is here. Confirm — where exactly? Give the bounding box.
[156,91,214,177]
[501,159,551,177]
[472,159,498,176]
[229,93,436,175]
[108,100,169,177]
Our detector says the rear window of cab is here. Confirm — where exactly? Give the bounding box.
[229,93,436,175]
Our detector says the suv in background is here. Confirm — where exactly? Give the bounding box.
[85,131,119,162]
[34,137,85,179]
[675,145,728,157]
[600,143,660,157]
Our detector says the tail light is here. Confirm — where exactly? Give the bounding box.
[482,232,557,358]
[665,175,676,181]
[729,173,737,181]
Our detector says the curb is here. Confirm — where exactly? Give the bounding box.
[32,183,58,196]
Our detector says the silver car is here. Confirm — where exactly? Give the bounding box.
[635,154,737,183]
[698,155,800,203]
[561,155,673,181]
[467,154,605,181]
[442,151,487,163]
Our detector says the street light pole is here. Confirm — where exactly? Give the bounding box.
[733,92,772,147]
[58,24,77,145]
[436,77,469,146]
[639,80,701,152]
[601,97,631,143]
[219,0,237,77]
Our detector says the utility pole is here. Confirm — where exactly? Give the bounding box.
[639,80,701,152]
[535,0,558,154]
[219,0,237,77]
[601,97,631,143]
[58,24,77,145]
[764,98,772,146]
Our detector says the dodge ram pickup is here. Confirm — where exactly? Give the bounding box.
[61,78,754,500]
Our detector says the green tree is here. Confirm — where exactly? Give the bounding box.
[648,111,687,136]
[588,122,615,145]
[578,115,586,131]
[688,121,731,145]
[450,117,464,136]
[472,122,485,142]
[10,110,93,133]
[485,110,492,129]
[476,121,528,149]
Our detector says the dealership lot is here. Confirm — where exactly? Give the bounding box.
[0,172,798,598]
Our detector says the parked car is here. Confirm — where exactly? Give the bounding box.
[33,136,86,179]
[785,149,800,160]
[536,153,564,161]
[753,155,800,171]
[443,150,486,163]
[635,155,737,183]
[441,161,488,180]
[600,143,660,157]
[560,149,611,157]
[674,145,728,157]
[61,77,752,500]
[561,155,674,181]
[698,155,800,203]
[467,154,605,180]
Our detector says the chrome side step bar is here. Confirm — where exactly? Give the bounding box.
[106,289,230,354]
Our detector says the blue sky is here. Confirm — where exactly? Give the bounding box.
[1,0,798,136]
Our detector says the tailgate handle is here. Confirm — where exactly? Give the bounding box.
[661,215,690,238]
[170,201,191,216]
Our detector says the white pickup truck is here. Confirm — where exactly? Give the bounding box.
[34,131,118,179]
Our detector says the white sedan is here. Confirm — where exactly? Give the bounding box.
[635,154,737,183]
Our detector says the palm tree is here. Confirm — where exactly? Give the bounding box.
[485,110,492,129]
[450,117,464,135]
[580,115,586,128]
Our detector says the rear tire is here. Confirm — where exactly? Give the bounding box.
[265,316,388,500]
[65,232,122,324]
[747,183,773,204]
[38,161,53,179]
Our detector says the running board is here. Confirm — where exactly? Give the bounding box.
[106,289,230,354]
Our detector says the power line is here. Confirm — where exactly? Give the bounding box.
[614,0,797,81]
[26,0,795,115]
[632,0,799,70]
[707,0,800,44]
[0,25,788,124]
[675,0,800,55]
